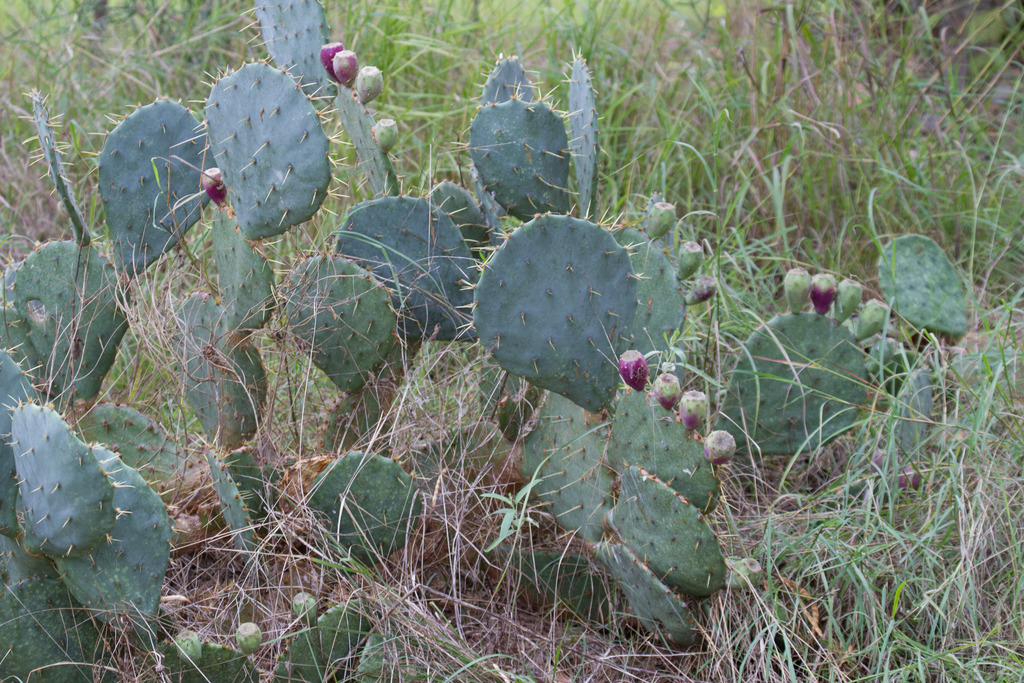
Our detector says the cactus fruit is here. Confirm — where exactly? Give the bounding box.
[235,622,263,655]
[783,267,810,314]
[255,0,335,98]
[725,556,764,589]
[677,241,704,281]
[276,599,373,682]
[333,49,359,86]
[293,591,318,626]
[835,278,863,324]
[373,118,398,153]
[618,350,649,391]
[176,629,204,661]
[652,373,681,411]
[355,66,383,103]
[645,201,676,239]
[679,390,707,431]
[809,273,837,315]
[685,273,716,305]
[320,42,345,77]
[160,639,259,682]
[202,167,228,207]
[704,430,736,466]
[856,298,890,341]
[878,234,967,339]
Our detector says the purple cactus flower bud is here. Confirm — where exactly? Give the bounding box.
[201,167,227,206]
[809,273,837,315]
[834,278,863,324]
[652,372,681,410]
[898,465,921,491]
[704,430,736,465]
[332,50,359,87]
[373,118,398,153]
[355,65,383,103]
[679,390,707,431]
[320,42,346,81]
[856,298,889,341]
[175,630,203,661]
[647,201,676,239]
[618,350,648,391]
[235,622,262,655]
[685,274,716,305]
[677,241,704,281]
[783,267,810,314]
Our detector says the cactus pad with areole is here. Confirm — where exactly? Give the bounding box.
[568,57,599,220]
[334,85,400,197]
[206,449,258,555]
[275,598,374,682]
[430,181,490,256]
[212,213,275,332]
[31,92,90,246]
[0,350,37,537]
[160,640,259,682]
[878,234,967,339]
[481,55,533,105]
[254,0,335,99]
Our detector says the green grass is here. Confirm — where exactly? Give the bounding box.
[1,0,1023,680]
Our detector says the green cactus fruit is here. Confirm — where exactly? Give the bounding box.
[481,55,533,104]
[469,98,570,220]
[783,267,810,314]
[334,196,477,341]
[3,240,128,407]
[206,449,257,555]
[98,99,209,276]
[645,201,676,240]
[0,533,58,584]
[54,449,171,628]
[175,291,268,448]
[335,84,400,197]
[284,253,397,392]
[834,278,862,324]
[235,622,263,655]
[878,234,967,339]
[160,640,259,682]
[11,402,115,558]
[0,350,37,536]
[594,541,699,646]
[725,556,764,590]
[679,390,707,431]
[306,451,421,564]
[276,598,373,682]
[175,629,203,661]
[856,298,890,341]
[373,118,398,153]
[355,65,383,103]
[474,214,636,413]
[30,92,89,246]
[206,63,332,239]
[212,213,275,332]
[479,365,544,442]
[704,430,736,466]
[608,389,720,513]
[430,181,490,257]
[255,0,335,99]
[292,591,318,626]
[0,577,103,681]
[520,392,614,542]
[320,387,388,453]
[607,466,726,597]
[499,547,610,622]
[715,312,867,456]
[568,56,599,220]
[676,241,704,281]
[652,372,681,411]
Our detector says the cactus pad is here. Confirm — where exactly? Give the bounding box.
[206,449,258,554]
[474,214,636,412]
[0,350,37,536]
[878,234,967,339]
[479,365,543,442]
[334,196,477,341]
[160,640,259,682]
[520,392,614,543]
[284,253,397,392]
[98,99,209,276]
[469,98,570,220]
[275,598,373,682]
[715,313,867,456]
[568,57,599,220]
[0,534,58,583]
[501,547,610,621]
[254,0,335,99]
[320,387,387,453]
[31,92,90,246]
[206,62,332,239]
[608,389,719,513]
[334,86,400,197]
[481,56,533,104]
[212,213,275,332]
[430,181,489,256]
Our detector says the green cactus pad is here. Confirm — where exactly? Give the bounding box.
[306,451,421,565]
[479,365,543,442]
[334,196,477,341]
[254,0,335,99]
[481,56,533,104]
[11,402,116,558]
[0,350,38,536]
[897,368,933,453]
[568,57,599,221]
[3,240,128,407]
[608,466,725,597]
[160,640,259,682]
[0,534,58,583]
[223,445,272,522]
[594,541,699,646]
[320,388,387,453]
[175,292,268,447]
[206,449,257,554]
[54,449,170,627]
[206,62,332,239]
[0,577,103,681]
[500,547,610,621]
[430,181,489,256]
[98,99,209,276]
[212,213,275,332]
[31,92,89,246]
[520,392,614,542]
[615,227,687,369]
[715,313,867,456]
[474,214,636,413]
[469,98,570,220]
[275,598,373,682]
[608,389,719,513]
[334,85,400,197]
[878,234,967,339]
[284,253,397,392]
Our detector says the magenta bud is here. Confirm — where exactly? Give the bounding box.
[679,390,707,431]
[332,50,359,87]
[784,267,810,314]
[618,350,648,391]
[652,373,681,410]
[355,65,383,103]
[809,273,837,315]
[201,167,227,206]
[320,42,346,81]
[704,430,736,465]
[685,274,716,305]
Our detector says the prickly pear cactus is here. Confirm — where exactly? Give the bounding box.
[254,0,335,99]
[479,365,543,442]
[474,214,636,413]
[160,639,259,682]
[568,56,599,221]
[98,99,209,276]
[212,213,275,332]
[481,55,533,105]
[206,62,332,239]
[335,84,400,197]
[206,449,258,555]
[0,350,37,536]
[0,533,58,584]
[878,234,967,339]
[320,387,387,453]
[430,181,489,256]
[30,91,90,246]
[497,547,610,622]
[275,598,374,682]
